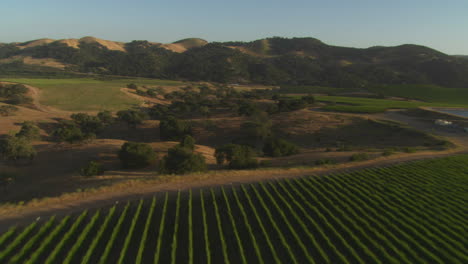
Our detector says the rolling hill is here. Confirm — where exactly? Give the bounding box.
[1,36,468,89]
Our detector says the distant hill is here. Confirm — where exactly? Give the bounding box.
[1,36,468,88]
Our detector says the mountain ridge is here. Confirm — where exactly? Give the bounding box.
[1,36,467,88]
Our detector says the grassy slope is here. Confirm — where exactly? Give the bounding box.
[0,78,184,111]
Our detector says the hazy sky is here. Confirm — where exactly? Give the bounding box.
[1,0,467,54]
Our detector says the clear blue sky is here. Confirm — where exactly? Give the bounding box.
[1,0,467,54]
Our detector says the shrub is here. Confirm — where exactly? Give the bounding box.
[148,105,169,119]
[403,147,416,153]
[7,94,33,105]
[179,135,196,151]
[315,158,336,165]
[52,121,88,143]
[146,89,157,97]
[263,138,299,157]
[0,136,36,162]
[117,109,148,128]
[0,105,18,116]
[238,101,259,116]
[349,153,370,162]
[80,161,104,177]
[97,110,114,124]
[382,149,395,156]
[71,113,105,134]
[159,116,192,141]
[118,142,157,169]
[127,83,138,89]
[277,99,308,112]
[215,144,258,169]
[16,121,41,141]
[241,121,271,141]
[159,146,206,174]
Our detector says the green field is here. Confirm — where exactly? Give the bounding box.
[0,78,184,111]
[0,155,466,263]
[370,84,468,105]
[314,95,468,113]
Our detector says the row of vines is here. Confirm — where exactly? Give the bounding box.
[0,155,466,263]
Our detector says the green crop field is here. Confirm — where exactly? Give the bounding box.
[0,155,467,263]
[370,84,468,106]
[314,95,468,113]
[0,78,184,111]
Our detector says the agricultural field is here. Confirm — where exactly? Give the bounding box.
[315,95,468,113]
[0,78,184,111]
[370,84,468,105]
[0,155,466,264]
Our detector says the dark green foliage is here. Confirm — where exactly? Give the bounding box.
[382,149,395,156]
[349,153,370,162]
[159,116,192,141]
[277,98,308,112]
[97,110,114,124]
[263,138,299,157]
[117,109,148,128]
[0,136,36,161]
[215,144,258,169]
[7,94,33,105]
[0,83,28,97]
[302,95,316,104]
[52,120,88,143]
[127,83,138,89]
[71,113,105,134]
[118,142,157,169]
[237,101,259,116]
[0,105,18,116]
[80,161,104,177]
[16,121,41,141]
[241,121,272,141]
[159,146,206,174]
[148,105,170,119]
[403,147,417,153]
[179,135,196,151]
[315,158,336,165]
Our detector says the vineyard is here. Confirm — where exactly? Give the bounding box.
[0,155,467,263]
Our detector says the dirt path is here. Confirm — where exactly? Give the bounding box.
[0,143,466,231]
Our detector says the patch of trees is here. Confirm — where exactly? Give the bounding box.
[277,95,315,112]
[159,116,192,141]
[263,138,299,157]
[117,109,148,128]
[80,160,105,176]
[159,136,206,174]
[53,111,113,143]
[0,83,33,105]
[215,144,258,169]
[0,121,40,163]
[118,142,158,169]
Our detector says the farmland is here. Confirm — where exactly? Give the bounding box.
[314,95,468,113]
[0,155,466,263]
[0,78,184,111]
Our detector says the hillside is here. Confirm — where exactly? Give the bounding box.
[1,36,468,88]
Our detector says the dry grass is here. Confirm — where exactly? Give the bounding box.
[1,146,466,229]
